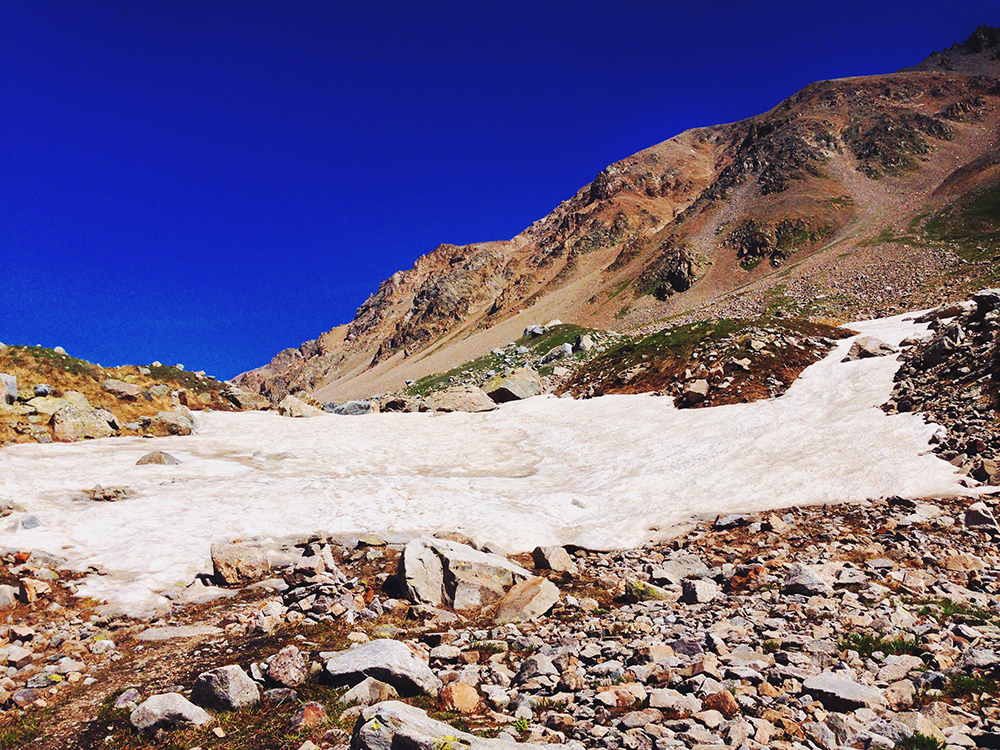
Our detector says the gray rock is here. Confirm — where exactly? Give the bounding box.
[782,563,833,597]
[649,689,702,716]
[539,343,573,365]
[803,673,886,711]
[0,585,17,608]
[964,502,1000,532]
[531,545,577,573]
[494,576,560,623]
[267,645,307,687]
[129,692,212,733]
[0,374,16,405]
[487,368,543,403]
[51,404,115,442]
[136,625,224,641]
[33,384,52,397]
[352,700,550,749]
[323,639,442,697]
[101,379,141,400]
[843,335,896,362]
[191,665,260,710]
[136,450,180,466]
[333,400,375,416]
[681,579,720,604]
[423,386,497,413]
[148,411,194,436]
[574,334,595,352]
[341,677,399,705]
[211,543,271,585]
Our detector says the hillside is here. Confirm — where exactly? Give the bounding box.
[237,26,1000,404]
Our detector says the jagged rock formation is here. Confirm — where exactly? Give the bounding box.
[237,27,1000,403]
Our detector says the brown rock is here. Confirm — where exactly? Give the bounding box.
[440,682,479,713]
[268,645,307,687]
[17,578,51,604]
[494,576,559,623]
[211,543,271,585]
[703,689,740,719]
[289,701,327,730]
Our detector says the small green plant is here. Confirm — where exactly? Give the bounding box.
[895,732,946,750]
[918,599,996,626]
[761,639,781,654]
[513,716,530,733]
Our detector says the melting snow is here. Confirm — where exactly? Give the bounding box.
[0,313,971,613]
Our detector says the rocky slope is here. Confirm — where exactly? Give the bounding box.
[238,27,1000,404]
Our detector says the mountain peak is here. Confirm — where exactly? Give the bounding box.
[901,25,1000,75]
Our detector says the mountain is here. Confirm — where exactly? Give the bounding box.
[236,26,1000,404]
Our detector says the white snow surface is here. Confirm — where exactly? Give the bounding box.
[0,313,972,614]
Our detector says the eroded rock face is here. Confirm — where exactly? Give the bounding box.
[323,639,441,697]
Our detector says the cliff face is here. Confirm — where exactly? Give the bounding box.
[237,27,1000,403]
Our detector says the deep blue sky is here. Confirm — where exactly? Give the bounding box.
[2,2,997,378]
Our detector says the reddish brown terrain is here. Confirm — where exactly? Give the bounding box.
[237,27,1000,403]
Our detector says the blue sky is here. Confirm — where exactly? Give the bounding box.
[2,2,997,378]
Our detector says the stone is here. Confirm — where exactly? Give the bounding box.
[225,385,270,410]
[684,379,710,404]
[323,639,442,697]
[0,585,16,608]
[289,701,327,730]
[17,578,50,604]
[486,368,543,403]
[268,645,307,687]
[191,665,260,710]
[137,625,224,641]
[51,404,115,441]
[681,579,720,604]
[843,336,895,361]
[352,700,547,749]
[964,502,1000,532]
[574,334,595,352]
[803,673,886,711]
[877,655,925,682]
[440,682,480,712]
[423,385,498,413]
[33,384,52,397]
[277,394,325,418]
[0,374,16,405]
[782,563,833,597]
[649,689,702,717]
[101,379,141,400]
[149,411,194,436]
[341,677,399,705]
[136,450,180,465]
[211,543,271,585]
[333,400,375,416]
[532,546,578,573]
[129,693,212,733]
[539,343,573,364]
[702,689,740,718]
[494,576,560,623]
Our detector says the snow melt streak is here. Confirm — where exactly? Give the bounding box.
[0,314,967,610]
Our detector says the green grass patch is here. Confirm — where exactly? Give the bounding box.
[837,632,924,659]
[918,598,996,626]
[740,256,763,271]
[895,732,946,750]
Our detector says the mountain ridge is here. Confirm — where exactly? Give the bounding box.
[237,26,1000,404]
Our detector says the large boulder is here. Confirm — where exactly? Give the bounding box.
[148,411,193,436]
[842,336,896,362]
[129,693,212,733]
[191,665,260,710]
[51,404,116,442]
[423,386,497,413]
[225,385,270,410]
[211,543,271,585]
[0,374,16,405]
[486,368,543,403]
[803,673,886,712]
[101,379,141,400]
[332,400,375,416]
[352,700,552,749]
[323,639,442,697]
[782,563,833,597]
[277,395,325,418]
[398,537,533,610]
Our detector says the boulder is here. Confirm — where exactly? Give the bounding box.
[574,334,595,352]
[225,385,270,410]
[323,639,442,697]
[486,368,543,403]
[0,374,16,405]
[684,379,710,404]
[191,665,260,710]
[423,386,497,413]
[341,677,399,706]
[803,673,886,711]
[531,545,577,573]
[148,411,193,436]
[843,336,896,362]
[681,579,720,604]
[267,645,307,687]
[51,404,115,442]
[277,395,325,418]
[289,701,327,730]
[211,543,271,585]
[101,379,141,400]
[494,576,560,623]
[440,682,479,713]
[136,450,180,466]
[397,537,532,610]
[129,693,212,733]
[782,563,833,597]
[332,400,375,416]
[539,343,573,365]
[964,502,1000,532]
[352,701,551,749]
[33,384,52,397]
